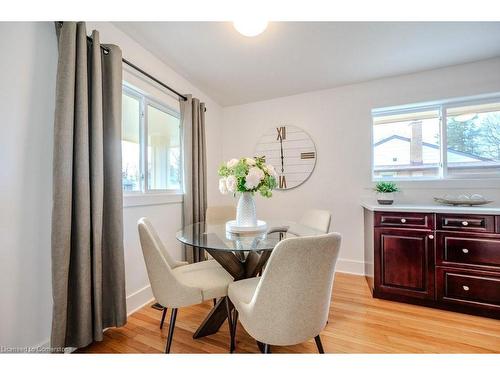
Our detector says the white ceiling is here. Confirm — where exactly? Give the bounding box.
[114,22,500,106]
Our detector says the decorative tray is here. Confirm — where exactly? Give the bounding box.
[225,220,268,233]
[433,195,493,206]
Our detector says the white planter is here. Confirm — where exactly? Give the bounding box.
[377,192,395,205]
[236,192,257,227]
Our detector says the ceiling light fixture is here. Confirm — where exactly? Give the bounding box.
[233,19,268,37]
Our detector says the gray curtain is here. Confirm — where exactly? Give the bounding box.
[181,95,207,263]
[51,22,127,350]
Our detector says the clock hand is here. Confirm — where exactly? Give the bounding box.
[280,137,284,173]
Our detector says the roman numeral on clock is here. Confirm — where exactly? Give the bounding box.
[276,126,286,141]
[300,152,315,159]
[279,175,287,189]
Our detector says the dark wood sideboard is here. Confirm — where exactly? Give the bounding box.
[363,207,500,319]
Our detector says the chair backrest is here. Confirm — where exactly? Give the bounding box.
[137,218,199,307]
[250,233,341,346]
[138,217,183,269]
[206,205,236,224]
[299,209,331,233]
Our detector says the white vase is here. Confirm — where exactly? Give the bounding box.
[236,192,257,227]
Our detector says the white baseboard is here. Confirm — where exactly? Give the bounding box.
[336,258,365,275]
[126,284,155,315]
[31,284,155,353]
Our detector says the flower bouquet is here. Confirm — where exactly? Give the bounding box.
[218,157,277,230]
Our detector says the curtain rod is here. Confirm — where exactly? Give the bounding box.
[87,35,188,102]
[56,22,189,102]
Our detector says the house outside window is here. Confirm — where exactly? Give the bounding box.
[372,95,500,180]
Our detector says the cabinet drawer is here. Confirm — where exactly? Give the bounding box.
[437,232,500,270]
[375,212,434,229]
[436,268,500,311]
[436,213,495,233]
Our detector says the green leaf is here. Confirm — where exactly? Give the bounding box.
[374,181,400,193]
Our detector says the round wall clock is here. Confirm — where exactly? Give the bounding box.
[254,125,316,190]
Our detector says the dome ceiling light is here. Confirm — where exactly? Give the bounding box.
[233,19,268,37]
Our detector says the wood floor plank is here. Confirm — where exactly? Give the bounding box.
[77,273,500,354]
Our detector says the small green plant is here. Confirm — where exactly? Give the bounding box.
[374,181,400,193]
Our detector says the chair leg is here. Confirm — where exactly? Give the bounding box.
[314,335,324,354]
[225,298,234,353]
[263,343,271,353]
[231,309,238,353]
[213,298,217,306]
[160,307,167,329]
[165,308,178,354]
[256,341,265,353]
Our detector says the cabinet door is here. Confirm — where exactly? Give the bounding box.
[375,228,435,300]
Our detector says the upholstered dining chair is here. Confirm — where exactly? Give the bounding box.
[206,205,236,224]
[205,205,237,304]
[299,209,332,233]
[138,217,233,353]
[227,232,341,353]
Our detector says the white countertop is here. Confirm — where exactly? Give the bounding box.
[361,201,500,215]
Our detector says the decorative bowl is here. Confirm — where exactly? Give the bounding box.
[433,194,493,206]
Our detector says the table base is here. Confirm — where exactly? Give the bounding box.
[192,249,272,339]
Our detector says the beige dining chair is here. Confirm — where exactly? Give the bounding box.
[227,232,341,353]
[206,205,236,224]
[138,217,233,353]
[299,209,332,233]
[205,206,237,304]
[205,205,237,268]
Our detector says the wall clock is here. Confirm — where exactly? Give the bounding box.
[254,125,316,190]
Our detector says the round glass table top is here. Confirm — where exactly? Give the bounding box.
[176,220,324,252]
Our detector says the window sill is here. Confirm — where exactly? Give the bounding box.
[123,193,183,208]
[369,177,500,189]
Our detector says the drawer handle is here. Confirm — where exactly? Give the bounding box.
[462,285,470,291]
[462,248,469,254]
[401,218,406,223]
[462,221,469,226]
[428,235,434,239]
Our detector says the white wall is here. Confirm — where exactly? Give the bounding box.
[0,22,224,349]
[0,22,57,349]
[221,58,500,275]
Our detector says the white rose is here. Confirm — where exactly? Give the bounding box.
[266,164,278,179]
[245,157,256,166]
[245,174,260,190]
[226,175,237,193]
[219,177,228,195]
[245,167,265,189]
[251,166,265,180]
[226,158,239,168]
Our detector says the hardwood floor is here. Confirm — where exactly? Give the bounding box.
[78,273,500,354]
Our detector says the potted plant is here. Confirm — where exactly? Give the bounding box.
[374,181,399,205]
[218,157,277,227]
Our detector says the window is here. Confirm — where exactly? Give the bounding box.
[372,95,500,180]
[446,102,500,178]
[121,85,182,194]
[373,108,441,179]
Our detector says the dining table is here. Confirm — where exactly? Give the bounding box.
[176,220,324,339]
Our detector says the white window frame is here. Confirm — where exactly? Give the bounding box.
[371,92,500,182]
[122,84,183,205]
